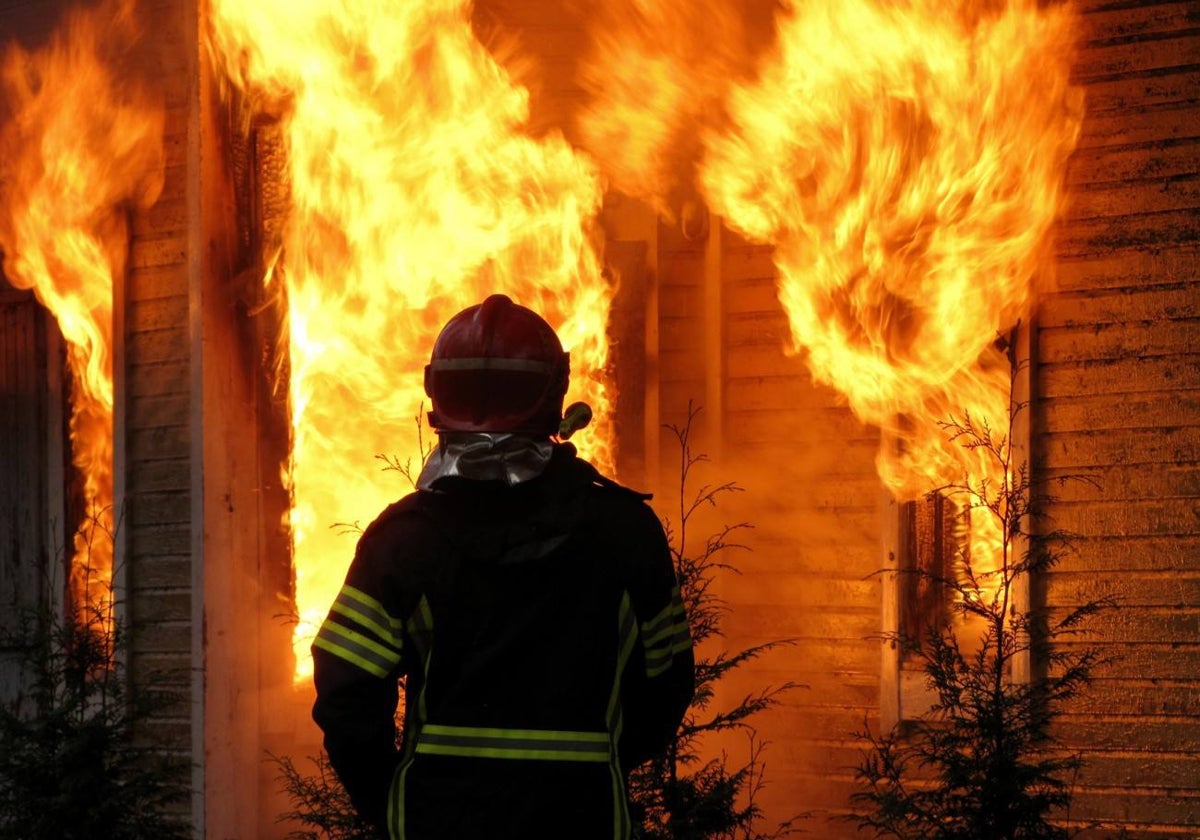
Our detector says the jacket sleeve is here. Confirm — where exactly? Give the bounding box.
[618,503,695,770]
[311,525,406,831]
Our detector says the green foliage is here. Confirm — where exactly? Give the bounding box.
[851,386,1111,840]
[0,513,190,840]
[273,753,378,840]
[628,403,800,840]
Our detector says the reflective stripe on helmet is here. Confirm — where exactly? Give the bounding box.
[427,355,564,374]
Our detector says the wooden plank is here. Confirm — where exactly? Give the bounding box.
[126,458,189,493]
[1065,174,1200,221]
[1056,642,1200,682]
[1054,245,1200,292]
[131,591,191,624]
[1067,788,1200,827]
[1078,2,1200,43]
[1071,677,1200,717]
[127,360,190,396]
[726,376,849,412]
[1039,355,1200,397]
[1076,753,1200,790]
[127,295,189,333]
[1057,208,1200,257]
[1053,535,1200,572]
[725,604,880,642]
[1047,605,1200,644]
[727,407,879,446]
[1042,497,1200,536]
[1036,462,1200,500]
[1038,390,1200,433]
[1078,100,1200,150]
[720,571,878,607]
[1057,711,1200,751]
[127,393,190,429]
[1036,427,1200,468]
[1067,138,1200,186]
[130,235,188,271]
[1080,67,1200,114]
[130,555,191,589]
[1041,281,1200,325]
[1073,32,1200,81]
[128,490,192,527]
[723,247,778,284]
[1038,318,1200,361]
[726,343,811,379]
[1047,572,1200,607]
[125,325,189,364]
[126,523,191,557]
[127,424,190,463]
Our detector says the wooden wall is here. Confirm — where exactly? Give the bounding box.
[717,228,885,835]
[1037,2,1200,837]
[123,0,197,824]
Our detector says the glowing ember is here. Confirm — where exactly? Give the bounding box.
[583,0,1082,599]
[0,0,164,622]
[207,0,614,679]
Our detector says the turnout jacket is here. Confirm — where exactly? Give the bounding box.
[311,445,694,840]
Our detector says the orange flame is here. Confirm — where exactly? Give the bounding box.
[0,0,164,621]
[207,0,613,679]
[583,0,1083,596]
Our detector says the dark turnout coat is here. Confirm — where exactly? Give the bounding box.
[311,445,695,840]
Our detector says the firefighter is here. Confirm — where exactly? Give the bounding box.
[311,294,695,840]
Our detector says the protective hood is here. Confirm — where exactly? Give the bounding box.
[416,432,555,491]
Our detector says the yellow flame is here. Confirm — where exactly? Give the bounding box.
[207,0,613,680]
[583,0,1083,597]
[0,0,164,620]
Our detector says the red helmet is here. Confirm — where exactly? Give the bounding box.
[424,294,569,436]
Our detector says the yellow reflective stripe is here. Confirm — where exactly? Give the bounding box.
[643,615,689,649]
[317,620,401,677]
[415,725,611,762]
[422,724,608,742]
[313,635,389,679]
[640,587,683,639]
[336,585,403,646]
[406,595,434,724]
[608,592,636,840]
[416,743,610,762]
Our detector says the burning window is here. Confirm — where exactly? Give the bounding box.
[900,491,968,648]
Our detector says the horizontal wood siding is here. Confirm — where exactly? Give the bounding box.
[719,228,883,836]
[124,0,193,815]
[1038,2,1200,837]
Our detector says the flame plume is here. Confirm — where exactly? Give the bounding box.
[582,0,1082,596]
[0,0,164,622]
[207,0,613,679]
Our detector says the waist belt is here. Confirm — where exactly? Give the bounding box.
[414,724,612,762]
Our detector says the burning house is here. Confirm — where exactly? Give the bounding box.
[0,0,1197,836]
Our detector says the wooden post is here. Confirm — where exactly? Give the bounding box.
[1010,318,1033,686]
[879,433,901,732]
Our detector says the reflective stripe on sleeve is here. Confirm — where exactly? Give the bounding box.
[331,585,403,649]
[415,724,612,762]
[641,586,691,678]
[313,618,401,678]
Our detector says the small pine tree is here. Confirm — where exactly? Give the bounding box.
[628,403,799,840]
[850,381,1110,840]
[273,753,378,840]
[0,510,191,840]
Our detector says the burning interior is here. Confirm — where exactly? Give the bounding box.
[1,0,1198,836]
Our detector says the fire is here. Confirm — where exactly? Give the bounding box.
[206,0,614,679]
[0,0,163,623]
[581,0,1082,600]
